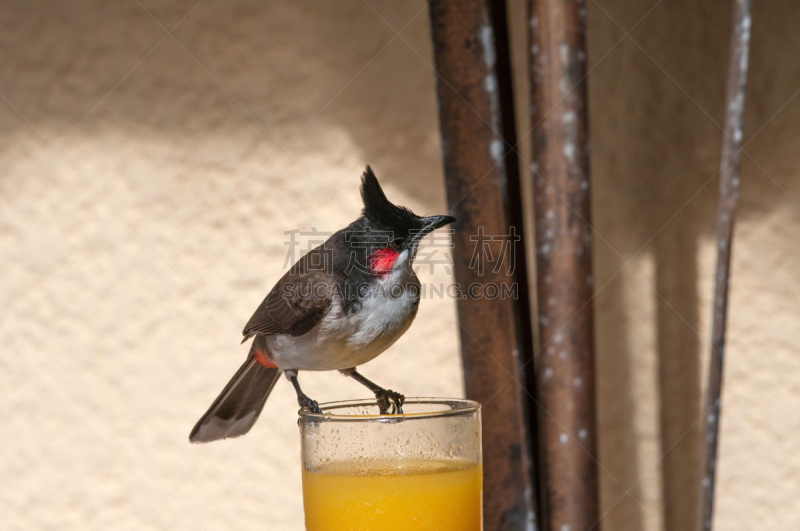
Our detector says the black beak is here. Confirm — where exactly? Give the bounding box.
[414,214,456,243]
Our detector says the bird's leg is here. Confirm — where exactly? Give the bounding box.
[287,370,321,414]
[342,368,404,414]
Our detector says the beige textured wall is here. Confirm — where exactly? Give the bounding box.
[1,2,461,529]
[2,1,799,530]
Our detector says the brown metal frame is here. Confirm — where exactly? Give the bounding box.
[698,1,751,530]
[528,0,599,529]
[431,0,749,529]
[429,0,538,528]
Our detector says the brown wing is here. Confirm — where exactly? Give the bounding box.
[242,245,334,340]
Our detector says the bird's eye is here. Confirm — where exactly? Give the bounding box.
[390,238,404,250]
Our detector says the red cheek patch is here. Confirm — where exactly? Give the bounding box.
[253,350,278,369]
[368,247,400,277]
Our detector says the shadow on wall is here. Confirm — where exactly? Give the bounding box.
[0,1,445,208]
[587,0,800,529]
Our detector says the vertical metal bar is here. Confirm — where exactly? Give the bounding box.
[698,1,751,530]
[528,0,599,529]
[429,1,538,529]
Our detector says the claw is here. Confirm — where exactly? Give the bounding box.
[375,389,405,415]
[298,394,321,414]
[393,392,405,414]
[376,393,391,414]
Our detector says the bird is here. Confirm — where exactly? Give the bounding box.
[189,166,456,443]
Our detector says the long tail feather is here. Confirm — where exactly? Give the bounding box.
[189,355,280,443]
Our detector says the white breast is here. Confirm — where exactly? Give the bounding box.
[265,266,420,372]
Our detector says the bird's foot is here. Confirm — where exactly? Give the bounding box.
[298,394,321,414]
[375,389,404,415]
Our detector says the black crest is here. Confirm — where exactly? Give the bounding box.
[360,166,418,232]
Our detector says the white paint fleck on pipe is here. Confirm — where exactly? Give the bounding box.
[563,141,575,161]
[560,43,570,63]
[479,24,495,69]
[484,74,497,93]
[490,139,504,161]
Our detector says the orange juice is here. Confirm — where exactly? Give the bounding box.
[302,458,482,531]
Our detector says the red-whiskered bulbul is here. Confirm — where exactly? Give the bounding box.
[189,167,455,443]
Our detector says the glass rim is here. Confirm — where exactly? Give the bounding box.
[297,397,481,422]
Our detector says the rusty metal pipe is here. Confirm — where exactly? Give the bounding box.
[697,1,751,530]
[528,0,599,528]
[429,0,538,528]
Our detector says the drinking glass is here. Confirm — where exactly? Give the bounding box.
[299,398,482,531]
